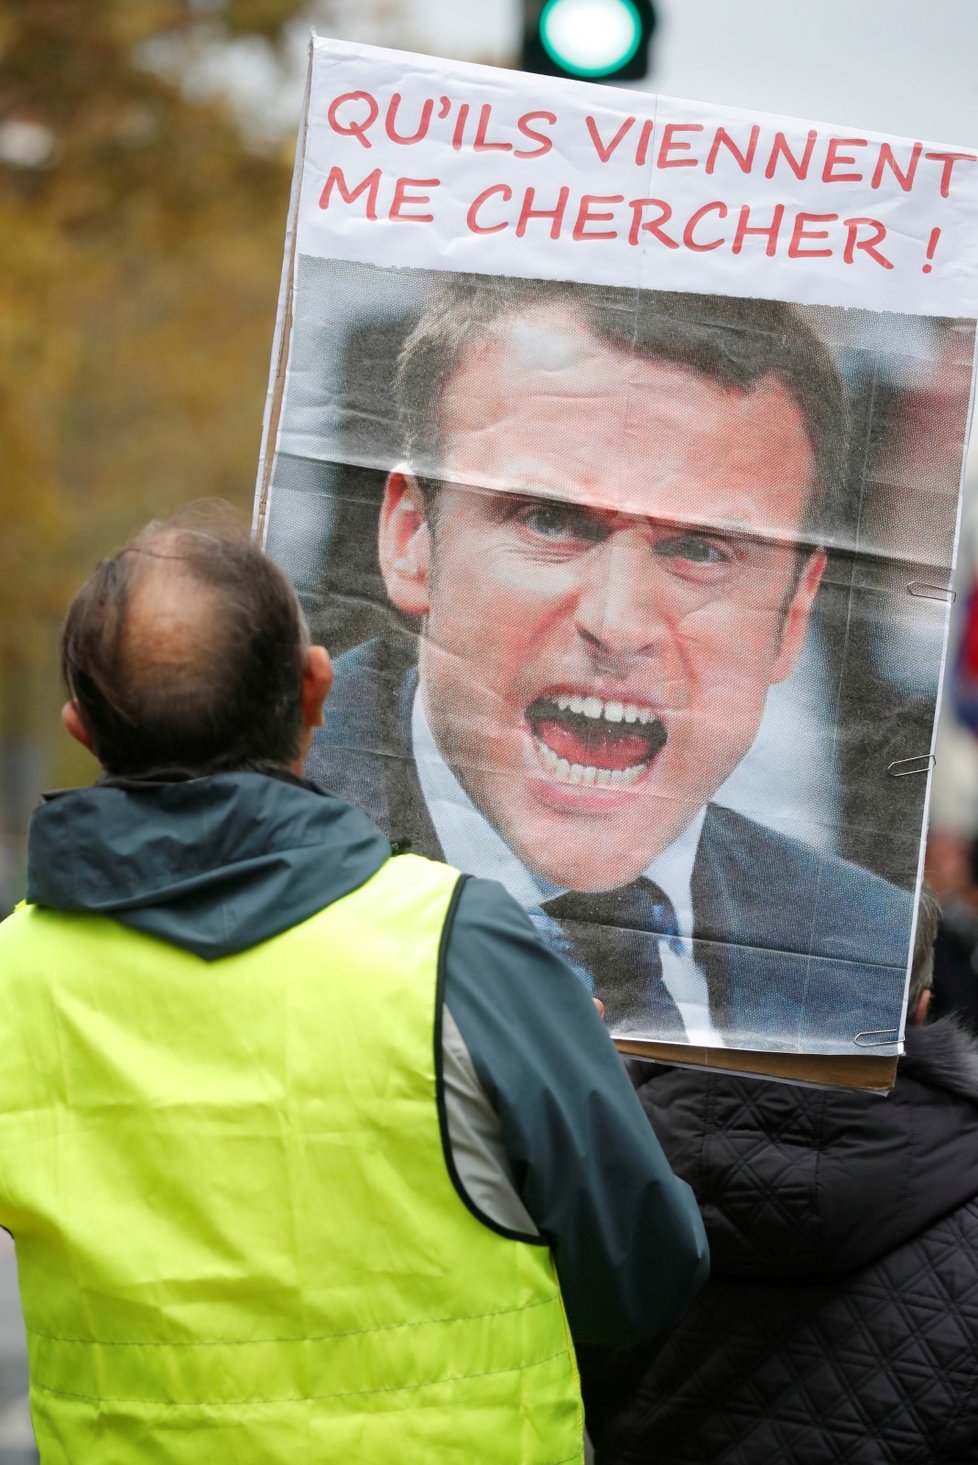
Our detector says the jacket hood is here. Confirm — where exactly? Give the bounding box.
[638,1016,978,1282]
[27,773,391,959]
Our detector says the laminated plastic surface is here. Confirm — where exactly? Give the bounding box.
[255,39,978,1086]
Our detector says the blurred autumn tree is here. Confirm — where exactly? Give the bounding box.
[0,0,321,904]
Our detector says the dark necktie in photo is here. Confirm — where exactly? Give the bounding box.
[543,881,687,1037]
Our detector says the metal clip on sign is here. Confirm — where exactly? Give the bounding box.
[907,582,956,603]
[886,755,936,778]
[854,1028,903,1047]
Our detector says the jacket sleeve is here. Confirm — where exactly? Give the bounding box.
[440,875,709,1347]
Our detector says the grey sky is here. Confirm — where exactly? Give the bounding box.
[197,0,977,149]
[397,0,978,147]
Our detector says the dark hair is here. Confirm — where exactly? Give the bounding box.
[395,275,848,547]
[909,882,941,1015]
[61,506,308,777]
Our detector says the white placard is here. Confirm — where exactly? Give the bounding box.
[295,36,978,315]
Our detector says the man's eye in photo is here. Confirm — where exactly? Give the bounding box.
[520,504,602,541]
[655,533,731,567]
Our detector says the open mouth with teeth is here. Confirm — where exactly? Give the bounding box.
[526,692,668,789]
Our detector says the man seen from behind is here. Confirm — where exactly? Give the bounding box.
[0,510,706,1464]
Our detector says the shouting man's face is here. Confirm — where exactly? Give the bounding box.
[380,306,825,892]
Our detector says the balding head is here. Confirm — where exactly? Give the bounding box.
[61,508,324,778]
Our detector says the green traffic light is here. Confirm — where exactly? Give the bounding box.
[539,0,643,78]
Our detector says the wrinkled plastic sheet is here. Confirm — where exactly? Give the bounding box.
[254,39,978,1088]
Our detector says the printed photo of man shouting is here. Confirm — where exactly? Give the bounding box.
[268,267,968,1054]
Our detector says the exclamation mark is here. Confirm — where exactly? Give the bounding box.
[923,227,941,273]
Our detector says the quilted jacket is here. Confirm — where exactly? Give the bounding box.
[583,1016,978,1464]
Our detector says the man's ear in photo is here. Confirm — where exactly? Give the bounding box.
[378,469,432,617]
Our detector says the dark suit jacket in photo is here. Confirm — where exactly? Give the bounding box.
[306,639,913,1054]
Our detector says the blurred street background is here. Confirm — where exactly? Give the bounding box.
[4,2,978,1457]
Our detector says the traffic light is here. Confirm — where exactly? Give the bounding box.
[521,0,657,83]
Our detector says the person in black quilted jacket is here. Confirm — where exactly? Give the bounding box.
[583,886,978,1465]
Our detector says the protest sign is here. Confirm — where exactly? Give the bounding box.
[255,36,978,1086]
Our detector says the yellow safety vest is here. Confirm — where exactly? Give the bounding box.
[0,853,582,1463]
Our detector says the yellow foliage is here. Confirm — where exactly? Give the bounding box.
[0,0,319,876]
[0,0,310,667]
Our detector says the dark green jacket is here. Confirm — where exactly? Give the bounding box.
[25,770,707,1346]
